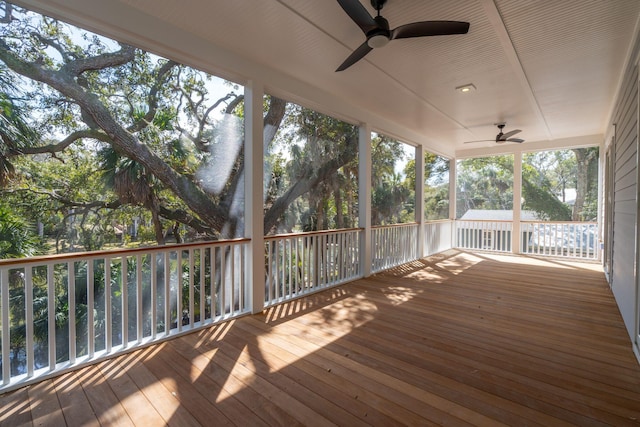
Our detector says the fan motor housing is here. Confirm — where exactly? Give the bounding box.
[371,0,387,10]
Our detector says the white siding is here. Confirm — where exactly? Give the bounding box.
[609,41,639,341]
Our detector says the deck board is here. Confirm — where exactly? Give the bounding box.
[2,250,640,426]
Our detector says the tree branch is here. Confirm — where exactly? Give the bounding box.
[10,129,110,156]
[127,59,178,134]
[0,37,230,234]
[158,206,215,235]
[263,134,358,232]
[60,44,136,76]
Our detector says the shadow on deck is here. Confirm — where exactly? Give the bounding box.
[2,249,640,426]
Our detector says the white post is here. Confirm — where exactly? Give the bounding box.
[416,145,425,257]
[359,124,372,277]
[513,153,522,254]
[245,80,265,314]
[449,159,457,248]
[597,143,604,262]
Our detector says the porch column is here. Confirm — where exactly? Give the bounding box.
[597,143,604,261]
[359,124,372,277]
[512,152,522,253]
[245,79,265,313]
[449,158,457,248]
[416,145,425,257]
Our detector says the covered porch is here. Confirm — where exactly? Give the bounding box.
[1,1,640,424]
[2,250,639,426]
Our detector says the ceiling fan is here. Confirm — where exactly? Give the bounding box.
[464,123,525,144]
[336,0,470,72]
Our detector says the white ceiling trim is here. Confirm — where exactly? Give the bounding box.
[479,0,551,140]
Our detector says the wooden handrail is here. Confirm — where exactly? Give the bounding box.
[371,222,418,229]
[0,237,251,267]
[264,227,363,240]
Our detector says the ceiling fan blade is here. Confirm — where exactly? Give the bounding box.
[507,138,525,143]
[463,140,494,144]
[391,21,470,40]
[501,129,521,139]
[337,0,377,34]
[336,41,373,71]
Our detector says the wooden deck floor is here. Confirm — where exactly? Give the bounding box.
[2,250,640,426]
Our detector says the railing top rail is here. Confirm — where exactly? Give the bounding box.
[371,222,419,229]
[520,220,598,225]
[0,237,251,267]
[455,219,514,223]
[264,227,363,241]
[424,219,453,224]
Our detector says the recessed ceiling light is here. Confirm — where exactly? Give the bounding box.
[456,83,476,93]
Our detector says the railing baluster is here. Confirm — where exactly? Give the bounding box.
[87,260,95,357]
[121,256,128,348]
[68,261,76,365]
[230,244,236,314]
[47,264,55,371]
[265,242,271,303]
[176,251,182,332]
[220,245,226,317]
[234,245,242,311]
[274,241,279,301]
[294,237,300,293]
[199,249,205,326]
[189,249,195,327]
[2,267,11,384]
[105,258,112,353]
[163,252,170,337]
[150,253,157,339]
[210,246,216,319]
[287,239,292,298]
[136,254,143,343]
[25,267,34,377]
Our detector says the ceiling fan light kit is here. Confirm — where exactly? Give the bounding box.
[336,0,470,71]
[367,34,390,48]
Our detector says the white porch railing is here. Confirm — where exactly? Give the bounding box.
[0,218,602,392]
[372,223,419,273]
[424,220,454,256]
[0,238,249,391]
[264,228,362,307]
[521,221,599,260]
[455,220,513,253]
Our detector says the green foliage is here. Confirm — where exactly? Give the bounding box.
[370,134,415,225]
[457,149,597,221]
[424,153,450,220]
[456,155,514,218]
[264,99,359,233]
[0,202,43,258]
[523,149,598,221]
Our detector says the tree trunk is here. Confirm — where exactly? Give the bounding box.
[334,186,343,229]
[571,148,597,221]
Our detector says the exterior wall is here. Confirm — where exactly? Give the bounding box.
[608,33,640,345]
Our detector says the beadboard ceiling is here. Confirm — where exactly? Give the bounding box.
[14,0,640,157]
